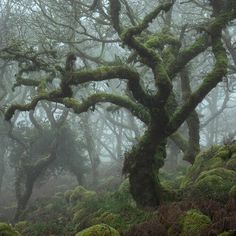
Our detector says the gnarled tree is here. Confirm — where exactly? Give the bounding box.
[2,0,236,207]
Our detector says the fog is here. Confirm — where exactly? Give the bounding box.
[0,0,236,235]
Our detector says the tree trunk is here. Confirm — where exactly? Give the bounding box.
[0,151,4,194]
[81,114,100,187]
[14,177,34,222]
[123,128,166,207]
[14,149,57,221]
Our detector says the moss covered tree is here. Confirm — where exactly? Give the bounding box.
[2,0,236,207]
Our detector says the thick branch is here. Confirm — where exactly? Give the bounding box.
[168,34,210,78]
[167,31,228,135]
[63,93,150,124]
[70,66,151,105]
[109,0,121,33]
[121,2,173,37]
[5,90,62,121]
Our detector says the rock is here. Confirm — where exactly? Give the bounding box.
[181,144,236,202]
[75,224,120,236]
[179,209,211,236]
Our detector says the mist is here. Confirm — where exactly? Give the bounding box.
[0,0,236,235]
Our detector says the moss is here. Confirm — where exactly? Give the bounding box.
[181,144,236,201]
[71,183,152,232]
[218,232,231,236]
[123,132,167,207]
[216,150,230,160]
[145,33,180,50]
[0,223,21,236]
[64,189,73,203]
[229,185,236,200]
[69,186,96,204]
[230,144,236,153]
[37,80,47,93]
[14,221,28,234]
[197,168,236,181]
[118,179,130,194]
[89,212,120,226]
[161,184,182,202]
[193,168,236,202]
[181,145,234,187]
[162,47,176,66]
[226,154,236,171]
[73,208,88,223]
[180,209,211,236]
[75,224,120,236]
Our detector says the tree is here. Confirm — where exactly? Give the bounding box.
[7,106,87,221]
[2,0,236,207]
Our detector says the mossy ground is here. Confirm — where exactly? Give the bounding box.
[0,223,20,236]
[179,209,211,236]
[75,224,120,236]
[180,144,236,202]
[2,145,236,236]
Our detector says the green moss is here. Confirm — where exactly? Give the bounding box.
[180,209,211,236]
[75,224,120,236]
[89,212,120,226]
[193,168,236,202]
[14,221,28,235]
[229,185,236,200]
[69,186,96,203]
[226,154,236,171]
[162,47,175,66]
[181,144,236,201]
[37,80,47,93]
[64,189,73,203]
[197,168,236,181]
[181,145,232,186]
[218,232,231,236]
[73,208,87,222]
[118,179,129,193]
[71,182,152,232]
[0,223,21,236]
[145,33,180,50]
[230,144,236,153]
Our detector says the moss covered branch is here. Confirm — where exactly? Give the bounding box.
[121,33,173,104]
[168,6,236,78]
[167,29,228,135]
[63,93,150,124]
[121,2,173,37]
[168,34,210,78]
[70,65,152,106]
[4,90,62,121]
[109,0,121,33]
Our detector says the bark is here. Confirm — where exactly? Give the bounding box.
[180,68,200,164]
[0,146,5,194]
[14,146,57,221]
[123,126,166,207]
[81,113,100,187]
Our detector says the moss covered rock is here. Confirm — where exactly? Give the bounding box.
[179,209,211,236]
[71,180,152,232]
[181,144,236,201]
[75,224,120,236]
[14,221,28,234]
[64,186,96,204]
[218,232,231,236]
[229,185,236,200]
[226,153,236,171]
[89,212,120,227]
[0,223,21,236]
